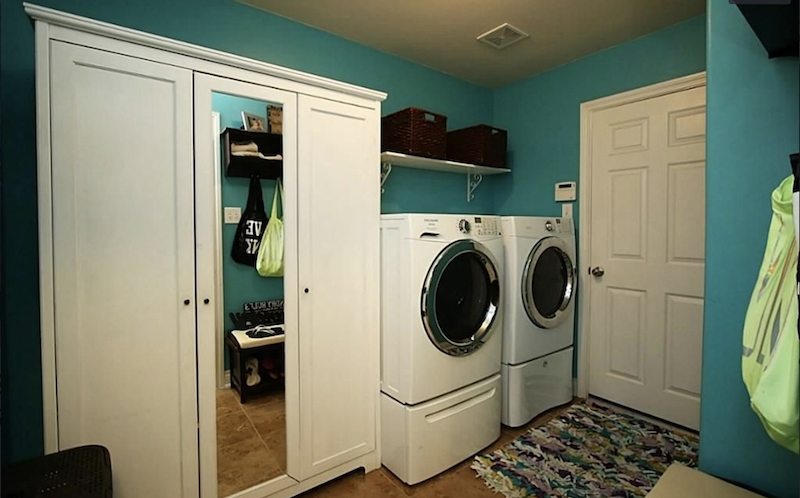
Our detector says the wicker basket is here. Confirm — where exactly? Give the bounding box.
[382,108,447,159]
[447,125,508,168]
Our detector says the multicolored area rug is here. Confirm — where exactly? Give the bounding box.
[472,401,699,498]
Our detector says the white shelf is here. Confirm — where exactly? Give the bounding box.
[380,151,510,202]
[380,151,510,175]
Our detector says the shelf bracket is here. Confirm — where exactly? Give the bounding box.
[467,172,483,202]
[380,162,392,194]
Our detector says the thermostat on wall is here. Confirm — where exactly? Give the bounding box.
[555,181,576,202]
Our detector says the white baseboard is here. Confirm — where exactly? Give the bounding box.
[223,370,230,389]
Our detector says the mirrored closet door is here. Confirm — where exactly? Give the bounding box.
[194,74,299,498]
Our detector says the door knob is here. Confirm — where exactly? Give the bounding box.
[591,267,605,277]
[183,299,191,306]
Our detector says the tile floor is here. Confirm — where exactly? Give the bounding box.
[216,391,572,498]
[217,388,287,497]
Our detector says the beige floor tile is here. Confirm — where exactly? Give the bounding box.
[412,464,494,498]
[379,458,474,497]
[217,409,259,447]
[217,388,242,417]
[262,429,287,471]
[217,436,283,496]
[243,394,286,436]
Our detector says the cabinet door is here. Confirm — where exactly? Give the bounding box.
[297,96,380,478]
[49,42,198,498]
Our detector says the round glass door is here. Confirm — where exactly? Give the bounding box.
[522,237,575,328]
[421,240,500,356]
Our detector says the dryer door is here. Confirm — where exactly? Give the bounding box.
[421,240,500,357]
[522,237,575,329]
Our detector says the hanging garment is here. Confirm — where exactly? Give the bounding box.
[742,175,799,454]
[231,177,268,266]
[256,180,284,277]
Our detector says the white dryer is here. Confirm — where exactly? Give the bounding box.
[501,216,576,427]
[380,214,503,484]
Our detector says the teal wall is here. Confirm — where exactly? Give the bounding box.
[0,0,493,462]
[212,93,285,367]
[493,15,707,220]
[492,16,707,372]
[699,1,799,497]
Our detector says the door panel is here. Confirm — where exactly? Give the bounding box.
[50,42,197,497]
[193,74,300,497]
[589,85,706,429]
[297,95,379,478]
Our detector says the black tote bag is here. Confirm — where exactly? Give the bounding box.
[231,177,269,266]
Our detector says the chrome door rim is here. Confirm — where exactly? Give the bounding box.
[421,240,501,357]
[521,237,575,329]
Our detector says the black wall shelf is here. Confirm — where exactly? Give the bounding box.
[738,1,799,58]
[222,128,283,179]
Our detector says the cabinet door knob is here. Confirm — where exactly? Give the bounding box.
[183,299,191,306]
[203,298,210,304]
[304,288,309,294]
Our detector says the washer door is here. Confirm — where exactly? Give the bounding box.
[522,237,575,329]
[421,240,501,357]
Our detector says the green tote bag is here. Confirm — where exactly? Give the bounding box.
[256,180,284,277]
[742,175,799,454]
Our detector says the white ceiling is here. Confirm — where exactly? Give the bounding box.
[240,0,706,88]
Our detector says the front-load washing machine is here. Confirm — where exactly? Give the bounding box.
[380,214,503,484]
[501,216,576,427]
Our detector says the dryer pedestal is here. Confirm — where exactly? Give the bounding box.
[381,374,501,485]
[501,347,573,427]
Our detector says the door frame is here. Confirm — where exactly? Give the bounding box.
[576,72,706,398]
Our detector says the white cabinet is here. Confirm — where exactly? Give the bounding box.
[48,42,199,498]
[34,8,384,498]
[297,96,380,479]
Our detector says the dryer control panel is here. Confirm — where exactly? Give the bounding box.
[472,216,500,236]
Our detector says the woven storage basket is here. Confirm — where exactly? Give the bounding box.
[447,125,507,168]
[382,107,447,159]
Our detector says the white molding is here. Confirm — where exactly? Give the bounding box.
[212,111,227,390]
[576,72,706,399]
[35,19,59,455]
[23,3,387,104]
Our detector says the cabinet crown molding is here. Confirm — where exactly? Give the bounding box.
[23,2,388,103]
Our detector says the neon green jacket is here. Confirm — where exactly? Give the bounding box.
[742,175,799,454]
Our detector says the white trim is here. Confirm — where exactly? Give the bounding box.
[23,3,386,104]
[576,72,706,398]
[212,111,227,390]
[35,19,59,455]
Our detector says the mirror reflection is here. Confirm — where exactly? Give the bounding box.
[213,92,287,497]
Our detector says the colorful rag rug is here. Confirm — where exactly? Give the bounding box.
[472,402,699,498]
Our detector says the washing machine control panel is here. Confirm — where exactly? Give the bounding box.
[472,216,500,236]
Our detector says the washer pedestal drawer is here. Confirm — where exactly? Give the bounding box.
[381,374,501,485]
[502,347,573,427]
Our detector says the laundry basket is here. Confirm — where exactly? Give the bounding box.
[1,445,113,498]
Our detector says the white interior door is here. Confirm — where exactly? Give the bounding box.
[297,95,380,478]
[49,42,198,497]
[588,86,706,429]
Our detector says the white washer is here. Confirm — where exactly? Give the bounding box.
[380,214,503,484]
[501,216,576,427]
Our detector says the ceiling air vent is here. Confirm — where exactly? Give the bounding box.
[477,23,530,49]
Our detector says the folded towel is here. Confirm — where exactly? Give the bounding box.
[231,141,259,153]
[231,151,283,161]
